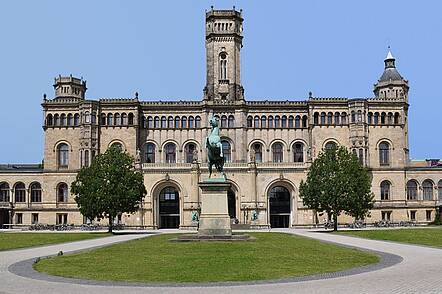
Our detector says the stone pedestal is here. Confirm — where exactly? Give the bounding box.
[198,180,232,237]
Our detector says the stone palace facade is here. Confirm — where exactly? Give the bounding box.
[1,8,441,229]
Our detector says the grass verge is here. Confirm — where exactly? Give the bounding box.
[336,227,442,248]
[0,232,110,251]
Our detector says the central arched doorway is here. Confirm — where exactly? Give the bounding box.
[159,187,180,229]
[228,189,236,219]
[269,186,291,228]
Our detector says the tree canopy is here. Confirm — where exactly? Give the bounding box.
[71,146,146,232]
[299,146,374,231]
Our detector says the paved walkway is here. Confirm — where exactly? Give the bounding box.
[1,229,441,294]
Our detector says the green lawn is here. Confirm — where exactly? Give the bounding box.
[336,228,442,248]
[0,232,110,251]
[34,232,379,283]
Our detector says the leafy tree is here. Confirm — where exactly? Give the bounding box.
[299,146,374,231]
[71,146,146,233]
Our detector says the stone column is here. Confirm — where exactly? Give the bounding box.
[198,181,232,237]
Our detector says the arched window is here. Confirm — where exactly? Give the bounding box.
[254,116,260,128]
[341,112,347,125]
[272,143,283,163]
[60,114,66,126]
[165,143,176,163]
[128,113,134,125]
[281,116,287,128]
[252,143,263,163]
[351,111,356,123]
[261,116,267,128]
[66,114,72,126]
[320,112,326,125]
[219,52,228,80]
[295,116,301,128]
[195,116,201,128]
[288,116,294,128]
[181,117,187,129]
[91,112,97,124]
[314,113,319,125]
[57,143,69,168]
[122,113,128,125]
[325,141,337,151]
[221,115,227,128]
[222,140,232,163]
[422,180,433,200]
[107,113,113,126]
[407,180,418,200]
[379,141,390,166]
[174,117,180,128]
[57,183,68,203]
[185,143,196,163]
[228,115,235,128]
[84,112,91,124]
[381,112,386,124]
[387,112,393,125]
[367,112,373,124]
[30,182,42,203]
[161,116,167,128]
[0,183,10,202]
[144,143,155,163]
[101,113,106,125]
[302,115,308,128]
[147,116,153,128]
[188,116,194,128]
[275,116,281,128]
[268,116,274,128]
[154,117,160,128]
[141,116,147,128]
[74,113,80,126]
[54,114,60,126]
[14,182,26,203]
[380,181,390,200]
[247,116,253,128]
[357,110,362,122]
[170,116,177,128]
[46,114,53,126]
[327,112,333,125]
[374,112,379,125]
[293,142,304,163]
[114,113,121,126]
[111,142,123,151]
[438,180,442,201]
[394,112,400,124]
[334,112,340,125]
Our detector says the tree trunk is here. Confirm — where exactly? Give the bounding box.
[108,215,113,234]
[333,214,338,231]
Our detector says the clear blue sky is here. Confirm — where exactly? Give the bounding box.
[0,0,441,163]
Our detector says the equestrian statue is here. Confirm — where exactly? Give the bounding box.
[206,117,226,179]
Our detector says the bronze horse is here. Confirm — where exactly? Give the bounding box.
[206,117,225,178]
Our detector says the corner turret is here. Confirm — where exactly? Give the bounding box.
[53,74,87,100]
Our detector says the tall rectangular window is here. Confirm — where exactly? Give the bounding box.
[16,213,23,224]
[31,213,39,224]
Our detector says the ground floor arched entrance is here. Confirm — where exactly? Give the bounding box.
[0,209,10,229]
[228,189,236,219]
[269,186,291,228]
[158,187,179,229]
